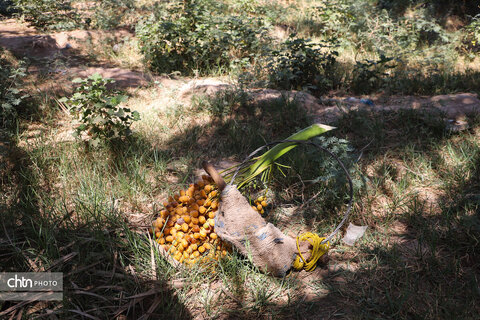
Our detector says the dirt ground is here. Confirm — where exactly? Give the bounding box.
[180,81,480,129]
[0,19,150,89]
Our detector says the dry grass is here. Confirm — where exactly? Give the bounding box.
[2,79,479,318]
[1,0,479,318]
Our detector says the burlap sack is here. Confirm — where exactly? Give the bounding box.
[203,162,311,276]
[215,186,300,276]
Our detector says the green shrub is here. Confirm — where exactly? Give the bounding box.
[312,0,355,39]
[0,56,28,129]
[393,12,450,50]
[0,0,15,15]
[136,0,268,75]
[351,54,396,94]
[59,74,140,145]
[92,0,136,30]
[310,0,450,53]
[13,0,80,30]
[461,14,480,53]
[266,35,338,93]
[12,0,139,30]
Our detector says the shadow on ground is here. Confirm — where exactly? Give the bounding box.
[0,133,192,319]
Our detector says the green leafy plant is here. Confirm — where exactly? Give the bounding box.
[351,54,396,94]
[312,0,355,39]
[0,57,28,129]
[266,35,338,93]
[0,0,16,15]
[59,74,140,145]
[462,14,480,53]
[13,0,80,30]
[221,124,334,188]
[136,0,268,75]
[92,0,136,30]
[394,13,450,50]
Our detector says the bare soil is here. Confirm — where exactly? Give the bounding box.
[0,19,150,89]
[179,81,480,127]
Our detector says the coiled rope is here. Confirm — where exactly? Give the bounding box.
[293,233,330,271]
[230,139,354,271]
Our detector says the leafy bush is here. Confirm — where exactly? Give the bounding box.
[312,0,355,39]
[462,14,480,53]
[0,56,28,129]
[266,35,338,93]
[379,0,480,20]
[0,0,15,15]
[311,0,384,50]
[59,74,140,145]
[92,0,136,30]
[351,54,396,94]
[12,0,138,30]
[394,12,450,50]
[13,0,80,30]
[136,0,268,75]
[310,0,450,53]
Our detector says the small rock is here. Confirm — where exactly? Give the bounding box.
[112,43,122,52]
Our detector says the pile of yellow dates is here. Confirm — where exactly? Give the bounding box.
[150,175,230,265]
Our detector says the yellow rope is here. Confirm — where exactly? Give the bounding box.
[293,232,330,272]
